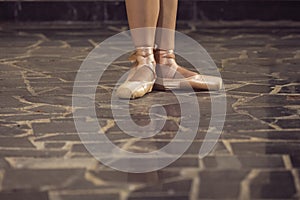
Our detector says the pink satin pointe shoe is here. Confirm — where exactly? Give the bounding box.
[153,49,223,91]
[116,47,156,99]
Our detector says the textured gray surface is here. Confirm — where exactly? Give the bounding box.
[0,21,300,199]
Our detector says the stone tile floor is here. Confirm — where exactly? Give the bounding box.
[0,21,299,200]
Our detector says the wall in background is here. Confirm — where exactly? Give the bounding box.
[0,0,299,22]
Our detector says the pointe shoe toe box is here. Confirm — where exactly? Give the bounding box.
[116,81,153,99]
[155,75,223,91]
[191,74,223,90]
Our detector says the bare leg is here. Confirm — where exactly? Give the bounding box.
[117,0,160,99]
[155,0,197,79]
[125,0,159,47]
[155,0,177,50]
[124,0,160,82]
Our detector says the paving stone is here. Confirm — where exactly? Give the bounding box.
[0,35,39,47]
[250,170,296,199]
[218,132,251,140]
[221,71,271,82]
[16,56,83,70]
[0,107,21,114]
[0,21,299,199]
[52,193,120,200]
[239,106,297,119]
[1,114,58,122]
[0,158,11,169]
[222,62,274,75]
[198,170,249,198]
[266,78,292,86]
[252,48,295,59]
[279,84,300,94]
[230,84,273,94]
[6,157,99,169]
[32,121,77,135]
[167,157,199,168]
[231,142,300,155]
[0,64,23,72]
[0,190,49,200]
[203,155,284,169]
[233,130,300,140]
[36,134,81,142]
[275,119,300,129]
[224,114,253,121]
[23,95,73,106]
[130,179,192,199]
[130,141,228,155]
[71,143,108,153]
[223,37,272,48]
[290,155,300,168]
[0,96,29,108]
[0,149,67,158]
[0,126,27,136]
[239,94,300,107]
[0,79,27,89]
[44,142,66,148]
[273,39,300,48]
[2,169,85,190]
[128,196,189,200]
[0,137,34,148]
[39,40,65,47]
[90,170,180,184]
[0,47,29,59]
[104,132,133,141]
[223,120,273,131]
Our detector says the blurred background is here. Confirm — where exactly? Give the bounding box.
[0,0,299,22]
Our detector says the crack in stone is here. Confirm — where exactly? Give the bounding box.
[21,71,38,96]
[238,169,260,200]
[222,140,234,155]
[0,170,4,191]
[190,174,200,200]
[84,170,108,186]
[100,119,115,134]
[231,94,282,130]
[291,169,300,198]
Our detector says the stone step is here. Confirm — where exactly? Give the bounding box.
[0,0,299,21]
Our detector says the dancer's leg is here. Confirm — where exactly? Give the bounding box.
[154,0,222,91]
[117,0,160,99]
[155,0,177,50]
[125,0,159,47]
[155,0,197,78]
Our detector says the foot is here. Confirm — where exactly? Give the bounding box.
[153,49,223,91]
[116,47,156,99]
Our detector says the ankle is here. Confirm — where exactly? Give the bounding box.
[129,47,156,66]
[154,49,198,79]
[154,49,176,64]
[135,46,154,57]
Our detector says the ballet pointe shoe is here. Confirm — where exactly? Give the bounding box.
[116,47,156,99]
[153,49,223,91]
